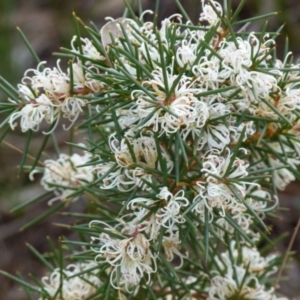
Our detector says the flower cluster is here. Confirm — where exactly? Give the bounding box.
[95,131,173,191]
[39,262,101,300]
[9,51,103,133]
[205,242,287,300]
[192,149,269,241]
[30,148,94,204]
[91,223,156,292]
[90,186,188,291]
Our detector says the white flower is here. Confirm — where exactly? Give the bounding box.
[200,0,223,26]
[156,187,189,228]
[70,62,86,91]
[126,197,162,241]
[206,242,284,300]
[159,14,182,43]
[217,34,280,106]
[208,267,275,300]
[96,133,173,191]
[95,160,124,190]
[23,60,70,101]
[232,121,256,144]
[206,193,266,242]
[90,221,156,292]
[162,230,187,268]
[110,133,157,168]
[193,149,253,221]
[9,94,58,132]
[100,18,139,49]
[61,96,87,124]
[120,66,204,135]
[181,100,210,142]
[269,157,298,191]
[192,56,221,90]
[266,142,300,190]
[202,149,250,187]
[68,61,103,93]
[17,83,38,101]
[71,36,106,62]
[198,103,231,151]
[278,84,300,115]
[30,150,94,204]
[203,123,231,150]
[139,41,163,66]
[10,60,99,132]
[218,241,277,275]
[211,202,262,242]
[39,262,100,300]
[126,188,188,240]
[176,38,198,70]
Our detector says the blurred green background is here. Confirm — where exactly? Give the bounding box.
[0,0,300,299]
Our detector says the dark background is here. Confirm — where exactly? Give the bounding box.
[0,0,300,299]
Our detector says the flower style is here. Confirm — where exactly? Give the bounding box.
[39,262,101,300]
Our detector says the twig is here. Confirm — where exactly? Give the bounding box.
[2,140,44,166]
[274,216,300,292]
